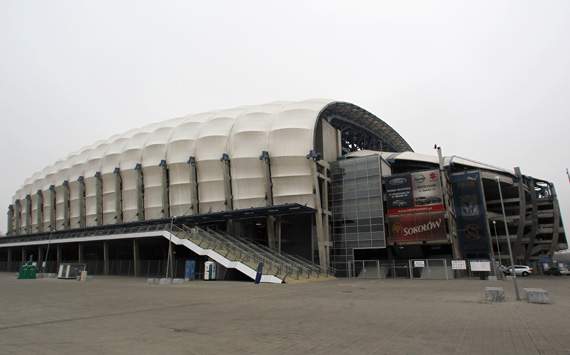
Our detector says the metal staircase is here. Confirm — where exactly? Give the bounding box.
[170,225,330,283]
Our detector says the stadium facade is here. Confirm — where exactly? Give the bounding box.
[1,99,566,282]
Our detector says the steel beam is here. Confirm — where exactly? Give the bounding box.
[62,181,70,230]
[221,153,233,211]
[549,183,562,256]
[78,177,86,229]
[36,190,44,233]
[260,151,274,206]
[113,168,123,224]
[188,157,199,215]
[95,172,103,226]
[135,164,145,221]
[514,168,527,262]
[308,151,328,271]
[160,160,170,218]
[7,204,14,236]
[25,195,32,234]
[525,177,539,262]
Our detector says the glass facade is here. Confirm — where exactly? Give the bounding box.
[330,155,386,276]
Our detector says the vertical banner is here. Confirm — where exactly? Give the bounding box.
[450,171,490,258]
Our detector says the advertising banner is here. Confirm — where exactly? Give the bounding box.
[388,212,446,243]
[451,171,491,258]
[386,170,444,216]
[451,260,467,270]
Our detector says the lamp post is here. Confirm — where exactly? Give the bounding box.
[492,220,502,266]
[496,176,520,301]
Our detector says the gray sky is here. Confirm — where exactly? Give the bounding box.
[1,0,569,236]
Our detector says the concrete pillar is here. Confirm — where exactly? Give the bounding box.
[103,241,109,275]
[221,153,233,211]
[78,176,86,229]
[133,239,140,277]
[267,216,276,250]
[36,190,44,233]
[78,244,84,264]
[21,248,26,263]
[25,194,32,234]
[160,160,170,218]
[56,245,62,267]
[37,246,43,267]
[276,217,282,254]
[95,172,103,226]
[7,204,14,236]
[113,168,123,224]
[135,164,144,221]
[48,185,56,231]
[7,248,12,270]
[62,181,70,230]
[188,157,199,215]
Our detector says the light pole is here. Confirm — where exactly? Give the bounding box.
[496,176,520,301]
[492,220,502,266]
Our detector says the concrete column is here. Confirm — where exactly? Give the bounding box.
[62,181,70,230]
[95,172,103,226]
[7,248,12,270]
[48,185,56,231]
[7,204,14,236]
[36,190,44,233]
[133,239,140,277]
[188,157,199,215]
[56,245,62,267]
[276,217,282,254]
[78,176,86,229]
[221,153,233,211]
[37,246,43,266]
[78,244,84,264]
[113,168,123,224]
[135,164,144,221]
[267,216,276,250]
[25,195,32,234]
[160,160,170,218]
[103,241,109,275]
[21,248,26,263]
[260,151,273,206]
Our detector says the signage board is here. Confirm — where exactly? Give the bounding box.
[386,170,444,216]
[388,212,446,243]
[451,260,467,270]
[413,260,425,268]
[470,260,491,272]
[451,171,491,258]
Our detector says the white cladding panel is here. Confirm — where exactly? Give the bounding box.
[30,193,40,233]
[17,99,339,229]
[55,184,66,230]
[85,176,98,227]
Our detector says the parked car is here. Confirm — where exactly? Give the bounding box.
[503,265,533,277]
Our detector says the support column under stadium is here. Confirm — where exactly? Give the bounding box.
[78,243,84,264]
[133,239,140,277]
[103,241,109,275]
[56,245,62,268]
[307,151,328,271]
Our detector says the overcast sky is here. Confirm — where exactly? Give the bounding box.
[1,0,568,237]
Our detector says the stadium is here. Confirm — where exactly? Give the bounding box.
[1,99,566,282]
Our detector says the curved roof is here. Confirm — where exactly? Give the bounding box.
[13,99,412,201]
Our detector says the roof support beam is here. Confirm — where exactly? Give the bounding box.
[95,172,103,226]
[160,160,170,218]
[135,164,144,222]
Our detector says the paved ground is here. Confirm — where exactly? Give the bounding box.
[0,273,569,355]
